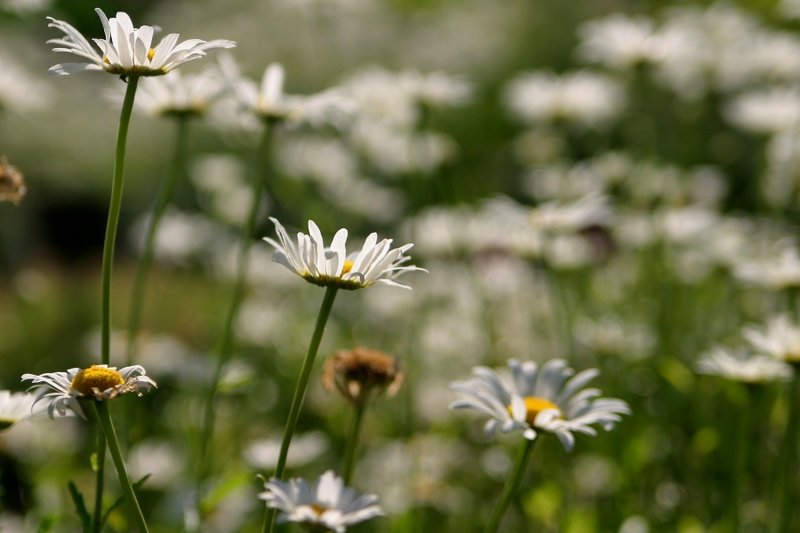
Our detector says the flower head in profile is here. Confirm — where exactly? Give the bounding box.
[22,364,157,419]
[744,314,800,365]
[264,218,425,290]
[322,347,404,405]
[697,347,793,384]
[449,359,630,451]
[135,68,226,117]
[47,8,235,77]
[0,391,43,430]
[259,470,383,533]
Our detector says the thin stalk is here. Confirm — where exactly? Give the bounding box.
[484,438,536,533]
[126,115,191,366]
[342,401,367,485]
[199,125,273,479]
[730,384,753,532]
[102,75,140,365]
[96,74,139,533]
[92,431,106,533]
[263,286,339,533]
[777,372,800,533]
[92,402,149,533]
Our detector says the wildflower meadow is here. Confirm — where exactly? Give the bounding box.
[3,0,800,532]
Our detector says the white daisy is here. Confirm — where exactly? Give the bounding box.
[47,8,235,77]
[697,347,793,383]
[449,359,630,451]
[134,67,227,117]
[21,364,157,419]
[0,391,42,429]
[744,315,800,364]
[259,470,383,533]
[264,218,425,290]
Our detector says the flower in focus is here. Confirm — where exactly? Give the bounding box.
[744,315,800,365]
[134,68,227,117]
[697,347,793,384]
[322,347,404,405]
[0,157,26,205]
[264,218,425,290]
[449,358,630,451]
[259,470,383,533]
[0,391,42,430]
[21,364,157,419]
[47,8,235,77]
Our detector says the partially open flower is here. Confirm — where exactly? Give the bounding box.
[0,157,26,205]
[21,364,157,419]
[322,347,404,405]
[0,391,42,430]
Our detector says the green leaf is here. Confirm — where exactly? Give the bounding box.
[67,481,91,533]
[101,474,151,528]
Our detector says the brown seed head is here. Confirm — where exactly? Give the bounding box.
[0,157,26,206]
[322,347,404,405]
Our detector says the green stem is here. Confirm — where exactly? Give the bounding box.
[92,431,106,533]
[777,372,800,533]
[126,115,191,366]
[342,401,367,485]
[92,402,149,533]
[199,125,273,480]
[731,384,753,532]
[263,286,339,533]
[483,438,536,533]
[102,75,139,366]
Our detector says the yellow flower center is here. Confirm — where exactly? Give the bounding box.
[509,396,561,426]
[341,259,354,275]
[308,503,328,516]
[70,366,124,396]
[147,48,156,61]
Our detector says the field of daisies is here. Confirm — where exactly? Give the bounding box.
[5,0,800,532]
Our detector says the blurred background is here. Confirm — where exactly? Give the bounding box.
[3,0,800,531]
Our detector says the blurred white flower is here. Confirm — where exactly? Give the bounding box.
[450,358,630,450]
[135,68,227,117]
[697,347,793,383]
[504,70,625,128]
[22,364,156,419]
[47,9,235,77]
[744,315,800,364]
[0,391,43,429]
[400,70,473,108]
[245,432,328,470]
[726,88,800,135]
[260,470,383,533]
[529,194,612,234]
[575,315,655,358]
[577,14,659,70]
[127,440,186,489]
[734,245,800,290]
[0,0,50,14]
[0,52,51,112]
[264,218,424,290]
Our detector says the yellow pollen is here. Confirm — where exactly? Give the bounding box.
[308,503,328,516]
[70,365,124,396]
[147,48,156,61]
[341,259,354,275]
[509,396,561,426]
[103,55,110,64]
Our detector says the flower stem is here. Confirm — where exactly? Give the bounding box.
[92,401,149,533]
[126,114,191,366]
[342,401,367,485]
[263,286,339,533]
[777,372,800,533]
[92,432,106,533]
[483,438,536,533]
[102,75,139,366]
[730,384,753,532]
[199,125,272,480]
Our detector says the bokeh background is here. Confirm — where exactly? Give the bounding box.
[3,0,800,531]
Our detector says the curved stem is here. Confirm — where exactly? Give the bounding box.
[199,125,273,480]
[342,401,367,485]
[263,286,339,533]
[102,75,139,366]
[92,402,149,533]
[484,438,536,533]
[777,372,800,533]
[126,115,191,366]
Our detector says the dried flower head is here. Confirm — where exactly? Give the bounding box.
[0,157,26,205]
[322,347,404,405]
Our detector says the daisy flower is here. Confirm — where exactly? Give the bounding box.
[259,470,383,533]
[21,364,157,419]
[264,218,425,290]
[744,315,800,365]
[134,68,227,117]
[449,358,630,451]
[697,347,793,384]
[47,8,235,77]
[0,391,42,430]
